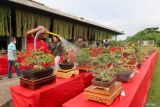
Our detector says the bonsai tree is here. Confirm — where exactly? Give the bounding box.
[137,45,152,59]
[92,67,115,78]
[99,72,112,82]
[20,50,54,80]
[59,50,75,70]
[75,48,91,66]
[111,64,134,82]
[62,50,71,64]
[111,65,128,74]
[109,54,122,66]
[21,50,54,71]
[91,66,116,88]
[91,53,116,84]
[135,47,144,68]
[123,48,135,56]
[108,40,126,48]
[112,50,122,59]
[92,53,110,68]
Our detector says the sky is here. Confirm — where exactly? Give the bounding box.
[35,0,160,40]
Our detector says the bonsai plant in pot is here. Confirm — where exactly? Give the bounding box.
[59,50,74,70]
[91,67,116,88]
[123,48,135,57]
[124,56,137,65]
[21,50,54,80]
[92,53,110,68]
[75,48,91,67]
[138,45,152,59]
[135,49,143,68]
[112,65,134,82]
[91,53,116,88]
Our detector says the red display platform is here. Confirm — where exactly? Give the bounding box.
[0,56,26,75]
[10,72,93,107]
[63,50,158,107]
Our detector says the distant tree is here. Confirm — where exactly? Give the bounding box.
[126,27,160,46]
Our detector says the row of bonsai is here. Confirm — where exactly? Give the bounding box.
[16,42,157,89]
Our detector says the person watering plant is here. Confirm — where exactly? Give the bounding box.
[7,36,21,78]
[26,26,49,53]
[50,36,64,70]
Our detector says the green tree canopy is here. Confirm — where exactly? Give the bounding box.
[126,27,160,46]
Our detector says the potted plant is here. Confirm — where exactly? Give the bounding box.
[139,45,153,59]
[135,48,143,68]
[59,50,74,70]
[113,65,134,82]
[123,48,135,57]
[21,50,54,80]
[112,50,122,59]
[124,56,137,65]
[92,53,110,68]
[75,48,91,67]
[91,53,116,88]
[91,67,116,88]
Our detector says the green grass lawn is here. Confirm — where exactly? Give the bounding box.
[146,47,160,107]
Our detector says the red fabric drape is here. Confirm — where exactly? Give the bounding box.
[62,50,158,107]
[10,72,93,107]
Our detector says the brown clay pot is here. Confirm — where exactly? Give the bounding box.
[92,77,116,88]
[22,67,53,80]
[116,71,133,82]
[126,57,137,65]
[59,63,74,70]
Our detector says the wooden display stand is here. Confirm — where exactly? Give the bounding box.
[84,82,122,105]
[20,75,56,90]
[55,68,79,79]
[124,63,137,71]
[76,65,93,72]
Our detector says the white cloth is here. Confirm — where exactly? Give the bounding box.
[54,56,60,71]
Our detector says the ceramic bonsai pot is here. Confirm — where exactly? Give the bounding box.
[22,67,53,80]
[92,77,116,88]
[126,57,137,65]
[116,71,133,82]
[59,63,74,70]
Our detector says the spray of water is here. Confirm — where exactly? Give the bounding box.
[59,37,78,52]
[59,37,79,65]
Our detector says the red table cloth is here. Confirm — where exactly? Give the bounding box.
[63,50,158,107]
[10,72,93,107]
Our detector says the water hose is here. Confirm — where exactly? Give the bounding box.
[47,31,61,38]
[34,30,62,52]
[34,30,44,52]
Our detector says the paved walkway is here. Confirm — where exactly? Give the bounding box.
[0,74,19,107]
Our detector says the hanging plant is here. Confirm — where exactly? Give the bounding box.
[53,18,73,39]
[0,5,11,36]
[15,9,51,37]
